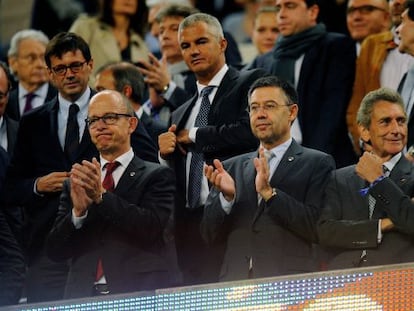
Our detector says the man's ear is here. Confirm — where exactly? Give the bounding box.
[122,85,133,98]
[358,124,371,144]
[128,116,138,134]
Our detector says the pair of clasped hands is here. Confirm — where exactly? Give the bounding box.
[36,158,103,217]
[356,151,394,232]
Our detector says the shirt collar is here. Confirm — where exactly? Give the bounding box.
[383,152,402,172]
[100,148,134,171]
[262,137,293,159]
[196,64,229,94]
[58,87,91,115]
[18,82,49,100]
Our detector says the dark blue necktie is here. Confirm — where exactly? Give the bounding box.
[64,104,80,162]
[188,86,215,209]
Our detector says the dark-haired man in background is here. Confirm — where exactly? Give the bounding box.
[248,0,356,168]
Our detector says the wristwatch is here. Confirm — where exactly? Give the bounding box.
[158,83,169,95]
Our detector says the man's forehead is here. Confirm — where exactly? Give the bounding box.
[372,101,406,116]
[348,0,387,7]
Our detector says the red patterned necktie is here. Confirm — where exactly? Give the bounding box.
[102,161,120,192]
[96,161,120,282]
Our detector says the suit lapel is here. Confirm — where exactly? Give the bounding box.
[174,94,198,130]
[48,100,63,152]
[114,157,146,197]
[212,68,238,106]
[269,140,302,186]
[74,90,97,160]
[389,156,412,190]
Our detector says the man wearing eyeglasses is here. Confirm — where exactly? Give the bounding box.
[6,29,58,121]
[201,76,335,281]
[346,0,391,55]
[4,30,160,302]
[2,31,99,303]
[46,90,177,298]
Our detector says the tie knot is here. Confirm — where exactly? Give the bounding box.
[200,86,215,98]
[105,161,120,174]
[26,92,36,101]
[383,165,390,176]
[69,104,79,116]
[264,150,275,163]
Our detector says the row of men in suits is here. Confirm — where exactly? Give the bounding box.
[0,11,266,303]
[202,76,414,282]
[1,4,414,306]
[0,31,162,304]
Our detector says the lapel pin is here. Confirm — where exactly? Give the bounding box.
[288,156,294,162]
[130,172,136,177]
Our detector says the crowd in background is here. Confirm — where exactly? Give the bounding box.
[1,0,414,307]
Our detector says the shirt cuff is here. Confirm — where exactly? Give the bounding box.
[72,209,88,229]
[189,128,197,143]
[219,192,235,215]
[377,219,383,244]
[33,178,44,196]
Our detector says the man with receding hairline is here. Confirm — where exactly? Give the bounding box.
[46,90,176,298]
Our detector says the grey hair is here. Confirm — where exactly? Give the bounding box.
[8,29,49,57]
[178,13,224,40]
[357,87,406,128]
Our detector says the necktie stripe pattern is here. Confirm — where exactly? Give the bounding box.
[64,104,80,162]
[368,165,390,219]
[188,86,215,209]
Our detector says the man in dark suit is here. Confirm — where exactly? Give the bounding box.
[94,61,167,146]
[158,13,265,285]
[4,32,158,302]
[6,29,57,121]
[247,0,356,168]
[0,61,25,306]
[46,90,176,298]
[0,160,25,306]
[0,61,18,156]
[318,88,414,269]
[201,76,335,281]
[4,32,98,303]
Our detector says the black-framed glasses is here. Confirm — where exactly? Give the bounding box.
[51,61,88,76]
[347,5,386,15]
[249,101,291,114]
[85,113,132,128]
